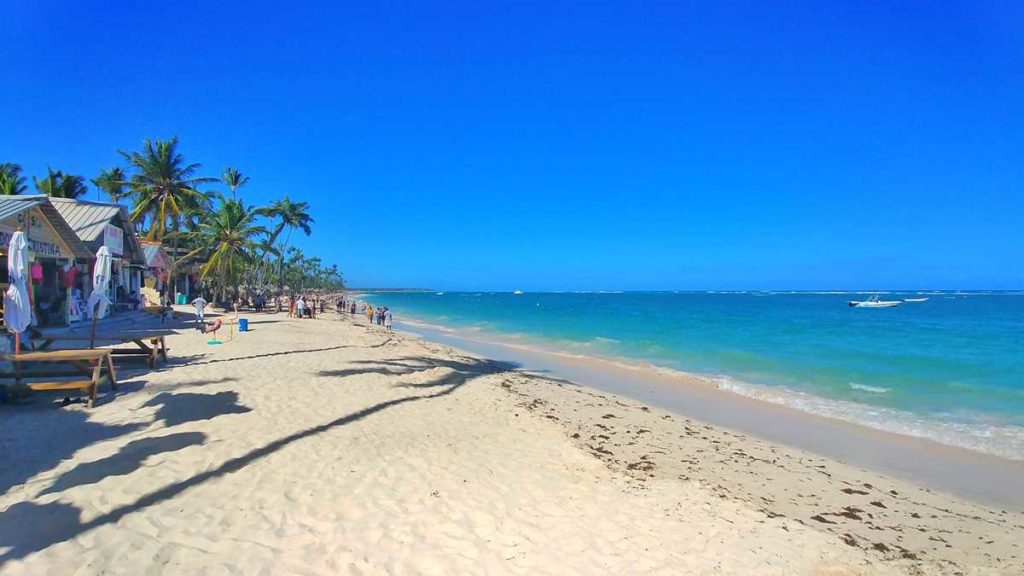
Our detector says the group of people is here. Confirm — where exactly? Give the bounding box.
[185,291,392,331]
[185,291,332,325]
[367,304,392,330]
[335,297,393,331]
[252,293,269,312]
[289,294,325,319]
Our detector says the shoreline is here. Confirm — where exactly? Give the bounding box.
[2,309,1022,573]
[354,296,1024,464]
[385,315,1024,509]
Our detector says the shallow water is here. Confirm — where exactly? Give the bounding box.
[363,291,1024,459]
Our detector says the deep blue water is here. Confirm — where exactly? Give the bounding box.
[362,291,1024,458]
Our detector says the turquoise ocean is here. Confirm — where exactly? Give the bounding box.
[362,291,1024,459]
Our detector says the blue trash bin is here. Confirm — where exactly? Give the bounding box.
[238,318,249,332]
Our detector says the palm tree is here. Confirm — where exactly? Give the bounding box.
[92,166,129,202]
[256,195,314,294]
[275,246,343,292]
[221,167,249,199]
[181,193,267,304]
[120,137,216,301]
[0,163,28,195]
[177,189,216,234]
[119,137,216,240]
[248,238,280,289]
[34,167,89,198]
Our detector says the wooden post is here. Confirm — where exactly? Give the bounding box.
[90,301,100,349]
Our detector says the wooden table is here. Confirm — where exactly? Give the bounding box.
[1,349,118,408]
[34,331,172,368]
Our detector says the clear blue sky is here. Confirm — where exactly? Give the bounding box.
[2,1,1021,290]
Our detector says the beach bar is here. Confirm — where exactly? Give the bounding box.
[0,195,93,326]
[48,197,147,313]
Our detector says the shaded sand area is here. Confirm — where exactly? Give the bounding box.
[1,312,1021,574]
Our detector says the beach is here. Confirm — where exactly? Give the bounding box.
[1,310,1022,574]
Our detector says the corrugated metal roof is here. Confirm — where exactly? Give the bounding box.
[48,197,147,265]
[0,194,47,223]
[36,201,94,259]
[0,195,93,259]
[48,196,124,242]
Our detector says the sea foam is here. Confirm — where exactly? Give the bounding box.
[713,376,1024,460]
[849,382,891,394]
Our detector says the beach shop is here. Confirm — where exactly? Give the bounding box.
[0,195,93,327]
[48,197,147,313]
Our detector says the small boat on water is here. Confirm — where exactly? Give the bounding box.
[903,297,929,303]
[513,290,524,295]
[848,295,902,308]
[435,292,445,296]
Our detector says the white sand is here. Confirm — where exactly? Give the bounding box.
[0,311,1018,574]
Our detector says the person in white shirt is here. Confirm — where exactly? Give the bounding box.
[191,296,208,324]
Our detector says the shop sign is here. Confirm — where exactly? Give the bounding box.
[0,209,64,258]
[104,224,124,256]
[0,230,63,257]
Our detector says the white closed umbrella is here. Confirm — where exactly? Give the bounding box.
[85,246,112,320]
[4,231,32,352]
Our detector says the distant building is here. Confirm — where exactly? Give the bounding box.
[140,240,170,297]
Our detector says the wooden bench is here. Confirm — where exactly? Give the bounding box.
[0,349,118,408]
[33,331,172,368]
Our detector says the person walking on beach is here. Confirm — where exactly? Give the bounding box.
[319,298,325,315]
[191,295,208,324]
[384,308,392,331]
[366,304,374,323]
[288,295,296,318]
[296,296,306,318]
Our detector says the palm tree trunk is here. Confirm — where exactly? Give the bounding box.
[170,217,181,304]
[277,228,293,294]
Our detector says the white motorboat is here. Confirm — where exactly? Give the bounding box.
[903,297,929,303]
[513,290,524,295]
[848,295,902,308]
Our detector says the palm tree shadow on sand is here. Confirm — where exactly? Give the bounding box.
[0,356,513,568]
[166,337,394,369]
[143,391,252,427]
[38,432,207,496]
[317,356,519,384]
